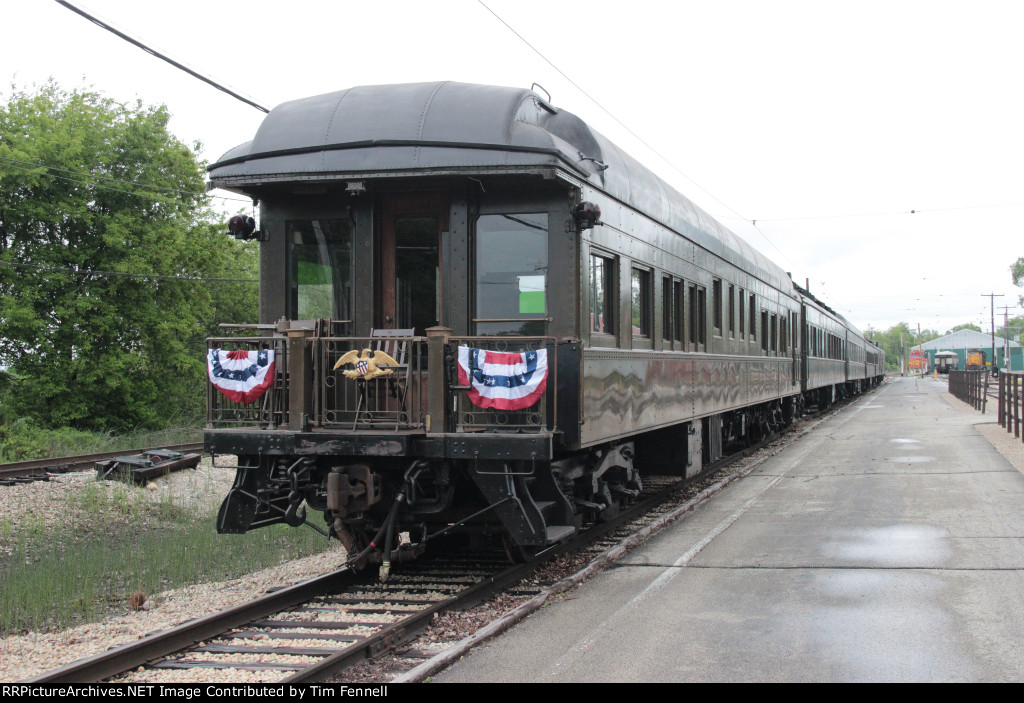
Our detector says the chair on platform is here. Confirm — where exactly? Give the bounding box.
[352,328,413,428]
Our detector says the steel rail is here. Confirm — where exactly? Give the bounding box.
[0,443,204,481]
[23,473,695,684]
[283,468,726,682]
[23,388,877,683]
[25,566,359,683]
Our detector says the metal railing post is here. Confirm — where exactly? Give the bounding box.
[999,372,1006,429]
[287,326,314,431]
[1011,374,1019,440]
[982,372,988,414]
[425,326,452,434]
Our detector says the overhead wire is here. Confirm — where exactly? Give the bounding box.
[44,2,1018,331]
[479,0,1024,273]
[0,156,251,205]
[2,4,263,291]
[479,1,1024,338]
[54,0,269,114]
[54,2,1014,235]
[477,0,797,269]
[0,260,257,284]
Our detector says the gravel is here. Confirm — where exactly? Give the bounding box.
[0,455,347,682]
[0,421,823,683]
[7,381,1019,684]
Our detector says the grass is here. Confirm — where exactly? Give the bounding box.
[0,471,331,634]
[0,417,204,463]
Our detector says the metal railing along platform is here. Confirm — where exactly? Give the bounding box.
[997,371,1024,440]
[949,370,987,412]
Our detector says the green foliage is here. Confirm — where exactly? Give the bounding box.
[865,322,941,371]
[950,323,982,333]
[0,418,97,462]
[0,477,330,633]
[865,323,907,370]
[0,416,202,462]
[0,369,18,425]
[1012,258,1024,287]
[0,82,257,432]
[996,315,1024,345]
[1013,258,1024,308]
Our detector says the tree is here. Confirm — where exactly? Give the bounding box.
[0,82,257,431]
[950,323,982,334]
[865,323,907,371]
[997,316,1024,346]
[863,322,941,372]
[1013,258,1024,307]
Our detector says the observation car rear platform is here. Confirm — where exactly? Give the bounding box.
[203,82,883,570]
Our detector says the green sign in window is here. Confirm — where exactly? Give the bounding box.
[474,213,548,335]
[518,275,546,314]
[288,220,352,321]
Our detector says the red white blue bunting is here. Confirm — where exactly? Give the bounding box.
[207,349,276,404]
[457,346,548,411]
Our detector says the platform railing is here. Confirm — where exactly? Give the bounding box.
[207,329,557,433]
[998,371,1023,440]
[206,336,289,428]
[447,337,556,432]
[317,335,426,430]
[949,369,987,412]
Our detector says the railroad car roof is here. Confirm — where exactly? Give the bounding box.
[915,329,1022,351]
[208,81,794,291]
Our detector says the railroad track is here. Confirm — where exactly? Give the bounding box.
[22,390,874,684]
[27,547,517,683]
[22,440,803,684]
[26,470,706,684]
[0,443,204,484]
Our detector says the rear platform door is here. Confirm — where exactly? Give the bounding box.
[378,193,448,334]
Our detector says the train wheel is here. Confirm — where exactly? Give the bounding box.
[502,534,541,564]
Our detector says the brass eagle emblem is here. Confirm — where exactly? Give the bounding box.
[333,348,401,380]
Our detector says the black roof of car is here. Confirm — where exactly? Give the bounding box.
[209,81,794,292]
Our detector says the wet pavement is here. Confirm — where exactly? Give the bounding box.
[433,376,1024,682]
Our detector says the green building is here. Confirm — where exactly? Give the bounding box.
[913,329,1023,372]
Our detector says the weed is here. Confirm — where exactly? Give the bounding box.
[0,417,204,463]
[0,482,329,634]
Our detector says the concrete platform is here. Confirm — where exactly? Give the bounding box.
[433,376,1024,682]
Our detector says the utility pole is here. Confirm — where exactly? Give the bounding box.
[982,293,1004,372]
[900,330,905,376]
[999,305,1012,372]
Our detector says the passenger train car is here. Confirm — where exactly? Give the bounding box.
[205,82,884,571]
[934,351,959,374]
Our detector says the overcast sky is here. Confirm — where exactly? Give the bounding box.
[5,0,1024,336]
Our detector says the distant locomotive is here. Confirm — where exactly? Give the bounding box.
[204,82,884,573]
[909,349,927,372]
[966,349,987,371]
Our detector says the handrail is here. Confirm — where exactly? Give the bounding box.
[205,336,289,429]
[316,335,427,430]
[949,370,987,412]
[448,336,557,432]
[998,371,1024,441]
